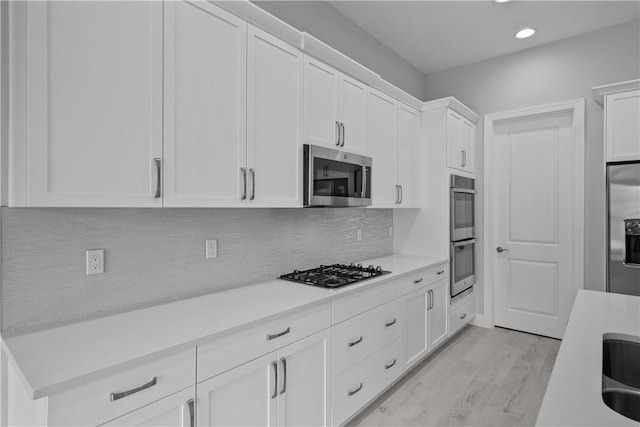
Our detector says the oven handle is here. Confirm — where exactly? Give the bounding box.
[452,238,477,247]
[451,187,476,194]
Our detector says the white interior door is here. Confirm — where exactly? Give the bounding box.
[491,102,584,339]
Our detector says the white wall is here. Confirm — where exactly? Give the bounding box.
[254,1,426,100]
[424,20,640,303]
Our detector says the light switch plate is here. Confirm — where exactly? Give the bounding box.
[206,239,218,259]
[86,249,104,275]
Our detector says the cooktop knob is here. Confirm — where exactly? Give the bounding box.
[376,265,382,272]
[357,263,362,269]
[368,265,375,270]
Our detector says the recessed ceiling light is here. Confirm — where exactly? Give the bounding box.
[494,0,512,3]
[515,28,536,39]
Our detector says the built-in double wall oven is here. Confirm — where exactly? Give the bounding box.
[450,174,476,300]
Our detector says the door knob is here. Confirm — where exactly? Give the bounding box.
[496,247,509,253]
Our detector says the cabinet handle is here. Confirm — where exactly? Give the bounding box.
[249,168,255,200]
[341,123,345,147]
[460,313,467,319]
[413,278,423,284]
[385,359,397,370]
[437,270,445,275]
[153,158,162,198]
[348,336,364,347]
[385,318,397,328]
[461,150,467,167]
[267,327,290,341]
[395,185,399,204]
[187,398,195,427]
[110,377,157,401]
[348,382,363,396]
[428,289,434,310]
[336,121,341,146]
[399,185,403,204]
[240,167,247,200]
[280,357,287,395]
[271,361,278,399]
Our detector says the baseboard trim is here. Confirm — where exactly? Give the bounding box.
[471,314,493,329]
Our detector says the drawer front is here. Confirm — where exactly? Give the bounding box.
[332,336,405,426]
[449,298,475,337]
[197,302,331,382]
[332,297,403,376]
[48,348,196,427]
[409,264,448,291]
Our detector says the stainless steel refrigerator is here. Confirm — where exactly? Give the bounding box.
[607,161,640,296]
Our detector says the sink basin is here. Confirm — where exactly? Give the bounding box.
[602,333,640,422]
[603,333,640,388]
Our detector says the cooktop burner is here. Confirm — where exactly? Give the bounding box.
[279,263,391,289]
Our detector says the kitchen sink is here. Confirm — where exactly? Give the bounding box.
[602,333,640,422]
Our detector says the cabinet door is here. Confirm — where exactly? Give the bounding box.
[446,110,463,171]
[247,25,303,207]
[304,57,340,149]
[397,104,421,207]
[163,1,247,207]
[367,89,398,208]
[277,329,331,427]
[606,89,640,162]
[197,353,277,427]
[339,74,367,153]
[427,279,449,350]
[24,1,162,207]
[101,387,195,427]
[459,117,475,173]
[404,286,428,367]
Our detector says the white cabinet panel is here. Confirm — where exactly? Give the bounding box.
[367,89,397,208]
[247,25,303,207]
[447,110,475,173]
[606,89,640,162]
[397,104,421,207]
[404,287,428,367]
[303,58,340,148]
[427,279,449,350]
[22,1,163,207]
[163,1,247,207]
[339,75,367,154]
[459,117,475,173]
[101,387,195,427]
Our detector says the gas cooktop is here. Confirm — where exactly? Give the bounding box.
[279,263,391,289]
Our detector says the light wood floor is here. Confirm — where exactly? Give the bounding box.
[347,325,561,427]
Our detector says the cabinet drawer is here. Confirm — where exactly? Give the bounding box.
[47,348,196,427]
[332,297,403,376]
[332,336,404,426]
[449,297,475,337]
[411,264,449,289]
[197,302,331,382]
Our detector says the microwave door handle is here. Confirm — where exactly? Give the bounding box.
[452,238,477,247]
[451,188,476,194]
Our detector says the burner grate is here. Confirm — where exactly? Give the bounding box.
[279,263,390,289]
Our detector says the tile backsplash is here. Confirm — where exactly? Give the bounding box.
[1,207,393,335]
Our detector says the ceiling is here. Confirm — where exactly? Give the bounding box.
[328,1,640,75]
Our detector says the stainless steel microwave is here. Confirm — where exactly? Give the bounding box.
[303,144,372,207]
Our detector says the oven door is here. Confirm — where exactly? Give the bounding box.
[304,144,372,207]
[450,187,475,241]
[451,238,476,298]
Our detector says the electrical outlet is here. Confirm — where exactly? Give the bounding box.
[388,226,394,237]
[206,239,218,259]
[356,228,362,241]
[86,249,104,275]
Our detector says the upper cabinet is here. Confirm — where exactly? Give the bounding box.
[396,104,421,208]
[303,56,367,153]
[447,110,475,174]
[594,80,640,163]
[163,1,247,207]
[11,1,163,207]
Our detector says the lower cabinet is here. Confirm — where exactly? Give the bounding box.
[101,387,195,427]
[197,329,331,427]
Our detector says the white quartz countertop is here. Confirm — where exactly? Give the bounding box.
[2,253,446,399]
[536,290,640,426]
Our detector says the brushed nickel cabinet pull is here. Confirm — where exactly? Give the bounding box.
[267,327,290,341]
[437,270,445,275]
[385,359,397,370]
[341,123,345,147]
[280,357,287,395]
[336,121,341,146]
[110,377,157,401]
[413,278,423,284]
[249,168,256,200]
[428,289,434,310]
[385,318,397,328]
[348,336,363,347]
[271,361,278,399]
[399,185,403,204]
[187,398,195,427]
[240,167,247,200]
[460,313,467,319]
[153,158,162,198]
[348,382,363,396]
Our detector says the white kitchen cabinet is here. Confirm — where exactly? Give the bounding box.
[427,279,449,350]
[605,89,640,162]
[447,110,475,173]
[101,387,195,427]
[396,104,422,207]
[303,56,367,153]
[11,1,163,207]
[163,1,247,207]
[197,329,330,427]
[247,25,303,207]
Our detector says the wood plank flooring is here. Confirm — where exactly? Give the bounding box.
[347,325,561,427]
